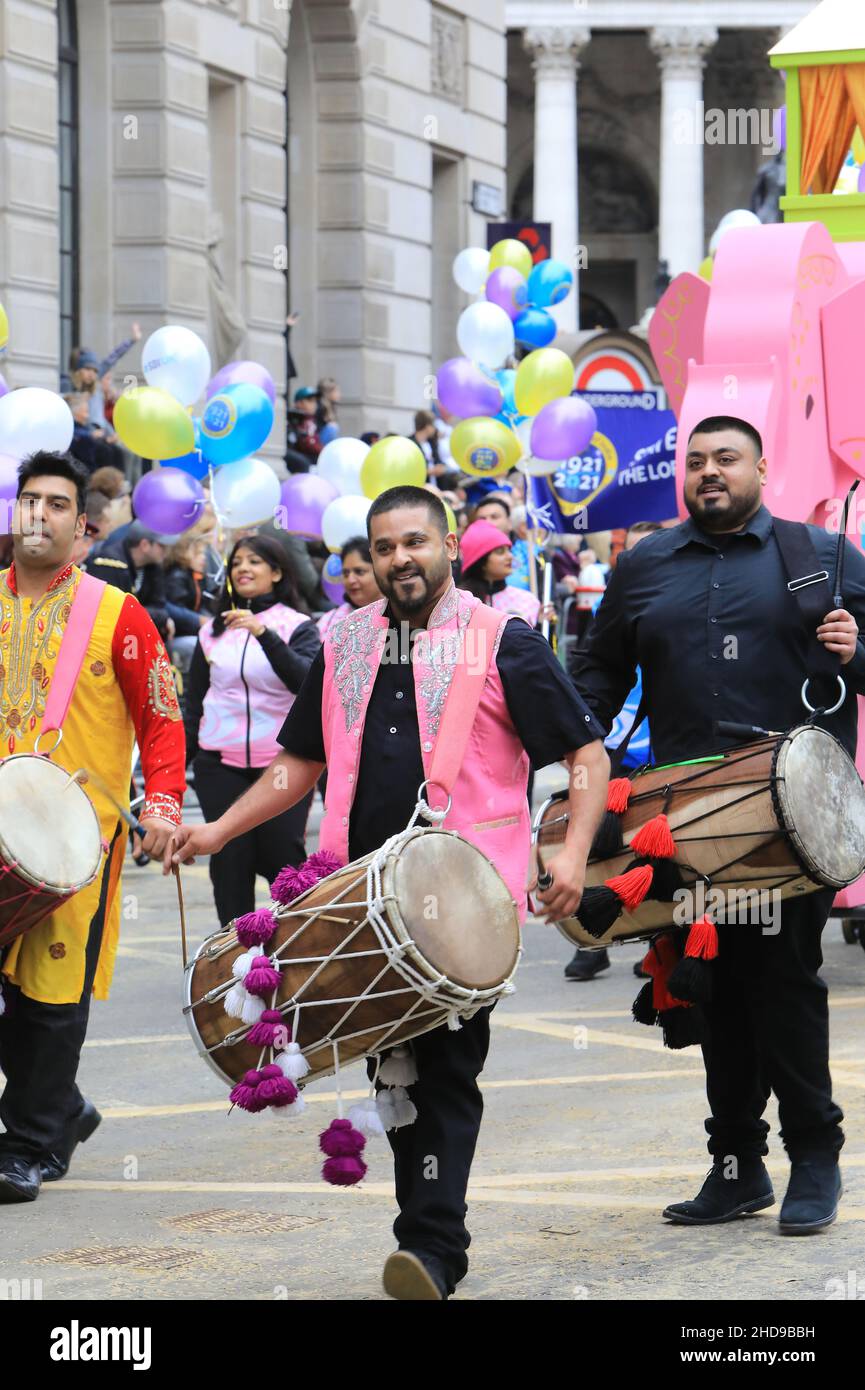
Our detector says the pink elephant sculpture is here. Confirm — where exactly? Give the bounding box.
[649,220,865,911]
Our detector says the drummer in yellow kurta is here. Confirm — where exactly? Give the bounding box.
[0,451,185,1204]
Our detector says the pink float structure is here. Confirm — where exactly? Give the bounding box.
[648,0,865,924]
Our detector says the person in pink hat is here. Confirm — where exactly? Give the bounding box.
[459,518,542,627]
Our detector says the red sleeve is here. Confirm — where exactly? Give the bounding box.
[111,594,187,824]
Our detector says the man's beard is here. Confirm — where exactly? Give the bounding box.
[378,554,451,613]
[685,483,762,533]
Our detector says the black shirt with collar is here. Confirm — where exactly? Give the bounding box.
[278,602,605,860]
[573,504,865,763]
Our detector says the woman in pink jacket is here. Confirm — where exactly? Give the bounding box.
[183,535,321,925]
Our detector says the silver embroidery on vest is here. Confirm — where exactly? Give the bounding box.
[330,601,386,732]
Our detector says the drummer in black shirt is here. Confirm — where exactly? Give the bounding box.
[168,485,609,1300]
[573,415,865,1235]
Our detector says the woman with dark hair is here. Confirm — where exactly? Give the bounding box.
[317,536,381,637]
[183,535,321,925]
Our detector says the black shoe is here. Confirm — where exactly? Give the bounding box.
[779,1158,841,1235]
[0,1154,41,1204]
[382,1250,448,1301]
[40,1100,102,1183]
[663,1162,775,1225]
[565,948,610,981]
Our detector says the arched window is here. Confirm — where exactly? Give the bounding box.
[58,0,80,378]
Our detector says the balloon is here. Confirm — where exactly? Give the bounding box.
[774,105,786,152]
[513,307,557,349]
[320,422,340,445]
[142,325,211,407]
[276,472,338,539]
[0,388,74,458]
[132,467,205,535]
[322,494,371,552]
[456,302,515,371]
[206,360,276,404]
[114,386,195,460]
[709,209,761,254]
[324,553,344,584]
[0,302,7,356]
[449,417,522,478]
[859,165,865,194]
[526,259,573,308]
[452,247,491,294]
[488,238,533,280]
[494,368,518,418]
[517,454,561,477]
[853,127,865,165]
[514,348,575,417]
[485,267,528,321]
[697,255,714,281]
[162,446,208,480]
[0,454,19,535]
[0,372,8,399]
[442,500,457,535]
[530,397,597,461]
[317,436,369,496]
[437,357,502,418]
[199,383,274,465]
[361,437,426,499]
[514,416,534,458]
[211,457,281,529]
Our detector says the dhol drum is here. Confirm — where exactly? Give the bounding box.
[534,725,865,949]
[0,754,103,948]
[184,825,521,1086]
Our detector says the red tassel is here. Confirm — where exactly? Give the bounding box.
[630,813,676,860]
[685,915,719,960]
[607,777,633,814]
[604,862,653,912]
[644,932,689,1012]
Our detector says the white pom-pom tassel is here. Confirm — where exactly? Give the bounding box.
[272,1093,306,1119]
[376,1085,417,1131]
[275,1042,309,1082]
[240,992,266,1025]
[348,1097,385,1138]
[446,1010,463,1032]
[232,948,259,981]
[378,1044,418,1087]
[224,982,249,1019]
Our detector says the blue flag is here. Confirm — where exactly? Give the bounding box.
[528,391,677,534]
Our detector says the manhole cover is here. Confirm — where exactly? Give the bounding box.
[167,1208,325,1235]
[36,1245,201,1271]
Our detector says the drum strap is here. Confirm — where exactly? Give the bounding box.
[772,518,840,687]
[40,571,107,739]
[427,602,509,800]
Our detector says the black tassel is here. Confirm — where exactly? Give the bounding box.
[632,979,657,1026]
[668,955,714,1006]
[575,885,623,939]
[643,856,685,902]
[660,1004,705,1050]
[590,809,625,860]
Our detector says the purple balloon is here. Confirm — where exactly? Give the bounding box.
[206,360,276,405]
[322,577,346,604]
[859,164,865,194]
[133,467,205,535]
[485,267,528,322]
[0,454,18,535]
[0,372,8,400]
[530,397,598,462]
[775,104,786,152]
[436,357,502,418]
[278,473,338,539]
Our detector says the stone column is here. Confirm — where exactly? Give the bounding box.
[523,24,590,334]
[650,26,718,278]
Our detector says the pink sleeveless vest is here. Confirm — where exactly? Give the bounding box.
[198,603,310,768]
[319,583,532,920]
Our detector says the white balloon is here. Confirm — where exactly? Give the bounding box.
[514,417,534,459]
[452,247,491,294]
[517,455,561,477]
[456,302,515,371]
[210,457,281,528]
[709,209,761,255]
[0,388,74,459]
[317,437,370,496]
[142,325,212,407]
[321,494,371,552]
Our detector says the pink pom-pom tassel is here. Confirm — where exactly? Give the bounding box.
[246,1008,284,1047]
[234,908,277,948]
[319,1116,367,1158]
[271,864,318,905]
[244,955,281,997]
[229,1069,268,1113]
[303,850,343,880]
[322,1156,367,1186]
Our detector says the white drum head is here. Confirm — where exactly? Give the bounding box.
[775,726,865,889]
[0,755,102,892]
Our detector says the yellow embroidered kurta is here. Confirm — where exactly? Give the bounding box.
[0,564,185,1004]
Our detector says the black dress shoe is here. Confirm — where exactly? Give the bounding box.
[565,948,610,981]
[663,1162,775,1225]
[779,1158,841,1235]
[40,1100,102,1183]
[0,1154,41,1204]
[382,1250,448,1301]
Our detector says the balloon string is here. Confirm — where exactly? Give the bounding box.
[207,461,231,603]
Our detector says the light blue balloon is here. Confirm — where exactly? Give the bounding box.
[514,308,557,348]
[527,259,574,308]
[320,422,340,445]
[199,382,274,466]
[494,368,518,417]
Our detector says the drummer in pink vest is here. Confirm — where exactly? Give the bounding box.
[168,485,609,1301]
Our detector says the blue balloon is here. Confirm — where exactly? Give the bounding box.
[527,259,573,308]
[199,382,274,466]
[514,308,557,348]
[162,448,208,480]
[494,368,518,417]
[319,422,340,445]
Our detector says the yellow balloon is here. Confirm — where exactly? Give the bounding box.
[0,301,8,356]
[853,127,865,164]
[360,436,426,499]
[514,348,575,417]
[443,500,457,535]
[450,417,522,478]
[697,255,714,281]
[114,386,195,460]
[488,238,533,280]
